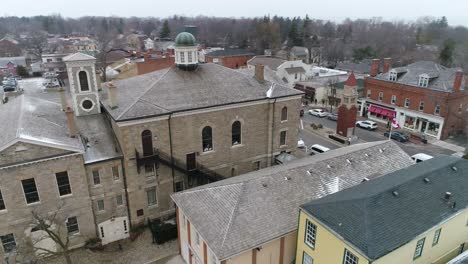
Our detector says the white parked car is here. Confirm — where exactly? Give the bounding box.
[411,153,433,163]
[297,139,305,148]
[308,109,328,117]
[356,120,378,130]
[309,144,330,155]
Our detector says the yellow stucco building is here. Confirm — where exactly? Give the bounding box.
[296,156,468,264]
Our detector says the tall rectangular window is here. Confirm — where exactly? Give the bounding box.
[280,131,287,146]
[66,217,79,235]
[116,194,123,206]
[0,234,16,253]
[405,98,410,108]
[419,101,424,111]
[180,52,185,63]
[253,161,261,171]
[22,178,40,204]
[188,51,193,62]
[378,92,383,101]
[147,187,157,206]
[343,249,358,264]
[175,182,184,192]
[366,89,371,98]
[303,251,313,264]
[145,164,155,177]
[112,166,120,181]
[97,200,104,211]
[0,189,5,210]
[391,95,396,105]
[434,104,441,115]
[413,238,425,259]
[56,171,72,196]
[432,229,441,246]
[304,219,317,248]
[92,170,101,185]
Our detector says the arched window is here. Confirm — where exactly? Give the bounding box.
[232,121,241,146]
[79,71,89,91]
[281,106,288,121]
[141,130,153,156]
[202,126,213,152]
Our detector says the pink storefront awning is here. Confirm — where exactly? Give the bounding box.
[369,105,396,118]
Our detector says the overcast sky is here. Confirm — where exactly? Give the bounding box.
[4,0,468,27]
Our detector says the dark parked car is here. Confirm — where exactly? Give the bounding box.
[384,131,409,142]
[327,113,338,121]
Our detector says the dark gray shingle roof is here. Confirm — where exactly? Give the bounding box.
[103,63,303,121]
[247,56,287,71]
[302,156,468,260]
[205,49,254,57]
[172,141,413,260]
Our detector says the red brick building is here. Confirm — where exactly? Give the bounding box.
[136,52,175,75]
[337,73,359,138]
[205,49,254,69]
[361,59,467,139]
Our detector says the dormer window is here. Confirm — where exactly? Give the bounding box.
[389,70,397,81]
[418,74,429,87]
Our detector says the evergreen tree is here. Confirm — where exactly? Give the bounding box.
[160,20,171,38]
[288,19,303,47]
[439,39,455,66]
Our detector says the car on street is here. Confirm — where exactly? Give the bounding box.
[384,131,409,142]
[356,120,378,130]
[411,153,433,163]
[308,109,328,117]
[297,139,305,148]
[327,113,338,121]
[309,144,330,155]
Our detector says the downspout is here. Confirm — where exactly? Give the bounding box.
[270,98,277,165]
[121,157,132,228]
[168,113,175,192]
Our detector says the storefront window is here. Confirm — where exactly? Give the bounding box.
[404,116,416,129]
[426,122,440,136]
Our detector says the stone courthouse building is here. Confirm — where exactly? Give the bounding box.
[0,32,302,259]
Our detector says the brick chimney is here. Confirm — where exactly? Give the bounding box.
[255,64,264,82]
[453,70,463,92]
[65,107,78,138]
[383,58,392,73]
[58,87,68,111]
[370,59,380,77]
[107,81,118,109]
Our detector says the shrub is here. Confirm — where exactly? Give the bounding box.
[149,222,177,244]
[310,123,318,130]
[463,153,468,160]
[317,124,323,129]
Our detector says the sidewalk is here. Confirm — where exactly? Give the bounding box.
[40,230,178,264]
[431,140,466,155]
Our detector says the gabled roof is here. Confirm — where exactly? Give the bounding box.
[0,95,83,153]
[103,63,303,121]
[247,56,287,71]
[345,72,358,86]
[302,156,468,260]
[172,141,413,261]
[0,56,26,68]
[63,52,96,62]
[374,61,463,92]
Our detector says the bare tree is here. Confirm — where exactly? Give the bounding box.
[21,30,48,58]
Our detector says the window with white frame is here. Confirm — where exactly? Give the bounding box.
[432,228,441,246]
[434,104,441,115]
[418,75,429,87]
[391,95,396,105]
[0,233,16,253]
[147,187,157,206]
[304,219,317,248]
[303,251,313,264]
[145,164,156,177]
[180,52,185,63]
[66,216,79,235]
[116,194,124,206]
[389,70,397,81]
[56,171,72,196]
[419,101,425,111]
[404,98,410,108]
[343,249,358,264]
[0,189,5,210]
[413,238,425,259]
[22,178,40,204]
[378,92,383,101]
[188,51,193,62]
[92,169,100,185]
[280,131,287,146]
[112,165,120,181]
[97,200,104,211]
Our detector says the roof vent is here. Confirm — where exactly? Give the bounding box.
[451,166,458,172]
[284,176,291,181]
[361,178,370,183]
[327,164,332,169]
[392,190,399,197]
[306,170,312,176]
[423,178,430,183]
[451,201,457,209]
[379,148,383,153]
[364,153,369,157]
[444,192,452,200]
[262,183,268,188]
[346,159,352,164]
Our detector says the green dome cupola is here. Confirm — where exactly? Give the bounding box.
[174,32,198,71]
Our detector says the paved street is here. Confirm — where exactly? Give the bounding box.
[299,106,456,158]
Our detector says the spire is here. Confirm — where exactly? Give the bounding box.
[346,72,358,87]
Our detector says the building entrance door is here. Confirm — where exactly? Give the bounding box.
[186,153,196,171]
[98,216,130,245]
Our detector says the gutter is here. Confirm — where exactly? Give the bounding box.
[168,113,176,192]
[121,155,132,228]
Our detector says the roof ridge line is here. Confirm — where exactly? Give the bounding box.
[175,182,245,195]
[219,182,246,252]
[116,67,172,120]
